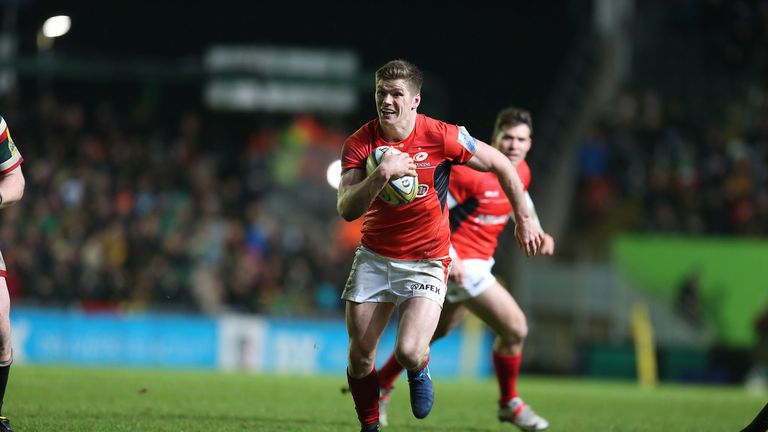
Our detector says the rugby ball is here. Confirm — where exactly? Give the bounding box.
[365,146,418,206]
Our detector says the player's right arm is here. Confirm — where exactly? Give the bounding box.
[0,167,24,209]
[337,150,417,221]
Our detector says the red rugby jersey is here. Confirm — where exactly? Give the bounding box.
[448,160,531,260]
[341,114,476,260]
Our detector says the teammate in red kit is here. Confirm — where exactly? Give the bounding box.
[338,60,544,432]
[376,107,553,431]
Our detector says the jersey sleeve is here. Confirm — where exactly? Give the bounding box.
[0,116,23,174]
[442,123,476,164]
[341,126,372,171]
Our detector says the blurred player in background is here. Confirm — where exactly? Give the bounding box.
[0,115,26,432]
[337,60,544,432]
[376,107,553,431]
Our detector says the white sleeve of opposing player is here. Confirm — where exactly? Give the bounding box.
[525,191,543,231]
[447,191,458,210]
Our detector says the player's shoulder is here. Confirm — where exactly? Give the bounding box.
[419,114,455,132]
[515,159,532,191]
[418,114,461,147]
[346,118,378,145]
[0,115,6,129]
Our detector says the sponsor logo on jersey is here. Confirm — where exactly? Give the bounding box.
[471,214,510,225]
[416,184,429,198]
[408,282,441,295]
[484,190,500,198]
[8,135,15,157]
[413,151,428,161]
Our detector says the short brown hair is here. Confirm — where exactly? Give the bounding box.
[375,59,423,94]
[494,107,533,136]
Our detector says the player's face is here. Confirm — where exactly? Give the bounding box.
[375,79,420,126]
[494,124,532,165]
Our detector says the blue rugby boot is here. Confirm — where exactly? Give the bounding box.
[407,363,434,419]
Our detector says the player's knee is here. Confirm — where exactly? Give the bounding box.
[348,353,376,377]
[394,343,424,370]
[514,318,529,340]
[501,316,528,343]
[348,344,376,376]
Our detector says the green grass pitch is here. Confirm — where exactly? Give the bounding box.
[5,365,764,431]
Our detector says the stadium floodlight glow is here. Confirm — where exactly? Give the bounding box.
[326,160,342,190]
[42,15,71,38]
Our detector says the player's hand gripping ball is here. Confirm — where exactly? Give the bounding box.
[365,146,418,206]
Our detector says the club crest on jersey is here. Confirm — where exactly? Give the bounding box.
[413,151,431,168]
[416,184,429,198]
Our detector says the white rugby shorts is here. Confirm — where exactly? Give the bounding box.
[342,246,451,307]
[445,258,496,303]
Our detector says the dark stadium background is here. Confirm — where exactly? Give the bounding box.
[1,0,767,402]
[9,0,582,136]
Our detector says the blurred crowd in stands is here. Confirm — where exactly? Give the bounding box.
[573,0,768,239]
[0,92,358,315]
[2,80,765,314]
[575,86,767,236]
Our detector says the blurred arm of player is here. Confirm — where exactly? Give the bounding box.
[447,243,466,286]
[337,150,417,221]
[465,141,543,256]
[520,191,555,256]
[0,166,25,209]
[445,192,466,285]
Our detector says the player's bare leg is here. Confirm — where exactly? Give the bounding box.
[465,282,548,431]
[395,297,441,373]
[377,301,466,426]
[347,301,395,431]
[395,297,441,419]
[0,278,12,432]
[379,301,466,391]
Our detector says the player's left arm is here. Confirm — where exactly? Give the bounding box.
[0,166,25,209]
[465,141,543,256]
